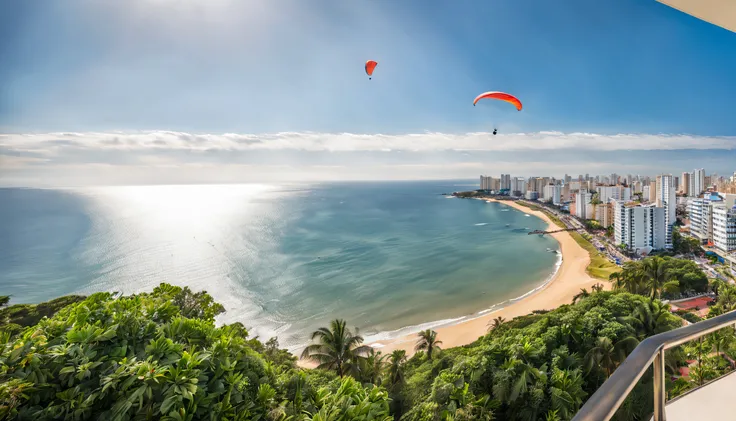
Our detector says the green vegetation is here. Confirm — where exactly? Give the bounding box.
[2,281,712,420]
[0,295,86,336]
[569,232,620,280]
[392,291,682,420]
[584,220,602,231]
[672,228,703,256]
[0,284,392,421]
[453,191,485,198]
[414,330,442,361]
[608,256,709,299]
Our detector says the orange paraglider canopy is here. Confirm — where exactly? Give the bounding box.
[365,60,378,79]
[473,91,522,111]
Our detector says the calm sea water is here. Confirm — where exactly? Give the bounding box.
[0,182,559,349]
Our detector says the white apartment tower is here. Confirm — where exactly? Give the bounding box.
[712,205,736,252]
[543,184,562,205]
[500,174,512,190]
[575,190,593,220]
[690,169,705,197]
[655,174,676,249]
[614,201,667,254]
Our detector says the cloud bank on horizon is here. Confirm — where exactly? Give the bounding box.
[2,131,735,186]
[2,0,735,185]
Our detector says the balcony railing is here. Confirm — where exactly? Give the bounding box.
[572,309,736,421]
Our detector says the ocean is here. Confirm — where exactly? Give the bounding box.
[0,182,560,350]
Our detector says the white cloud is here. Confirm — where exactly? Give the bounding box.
[2,130,734,158]
[1,130,734,186]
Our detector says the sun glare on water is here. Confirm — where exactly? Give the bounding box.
[74,184,283,326]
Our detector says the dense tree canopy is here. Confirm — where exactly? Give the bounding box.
[395,292,682,421]
[609,256,708,299]
[1,283,698,420]
[0,284,392,420]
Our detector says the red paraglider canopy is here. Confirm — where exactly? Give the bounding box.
[365,60,378,78]
[473,91,522,111]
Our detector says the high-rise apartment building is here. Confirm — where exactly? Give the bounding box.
[501,174,512,190]
[575,190,593,220]
[614,201,667,254]
[655,174,676,249]
[692,169,705,197]
[544,184,562,205]
[712,205,736,252]
[681,172,690,196]
[597,186,632,203]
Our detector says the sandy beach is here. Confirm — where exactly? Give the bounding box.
[298,199,608,367]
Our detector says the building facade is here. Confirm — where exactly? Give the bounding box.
[655,174,676,249]
[595,202,613,228]
[614,201,667,254]
[575,190,593,220]
[543,184,561,205]
[501,174,512,191]
[681,172,690,196]
[712,205,736,252]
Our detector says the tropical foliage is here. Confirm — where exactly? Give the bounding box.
[415,330,442,361]
[395,291,682,421]
[609,256,708,299]
[0,284,392,420]
[1,283,701,420]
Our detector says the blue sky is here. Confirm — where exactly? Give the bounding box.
[1,0,735,185]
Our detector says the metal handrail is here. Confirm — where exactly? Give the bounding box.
[572,309,736,421]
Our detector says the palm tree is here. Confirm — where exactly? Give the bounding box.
[609,267,644,295]
[387,349,407,388]
[572,288,589,304]
[549,368,587,420]
[591,283,604,293]
[584,336,639,378]
[619,300,671,339]
[708,329,734,358]
[641,257,679,300]
[301,319,371,377]
[487,316,506,332]
[358,349,386,385]
[415,329,442,360]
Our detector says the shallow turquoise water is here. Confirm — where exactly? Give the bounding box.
[0,182,559,349]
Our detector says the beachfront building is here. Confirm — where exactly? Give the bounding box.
[681,172,691,196]
[614,201,667,255]
[712,204,736,253]
[479,175,500,191]
[656,174,676,249]
[543,184,562,205]
[525,191,539,200]
[511,177,526,197]
[575,190,593,220]
[595,202,613,228]
[480,175,491,190]
[597,185,632,203]
[500,174,512,190]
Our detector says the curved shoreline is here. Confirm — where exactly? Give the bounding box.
[298,198,607,367]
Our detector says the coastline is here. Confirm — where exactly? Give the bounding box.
[298,198,608,367]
